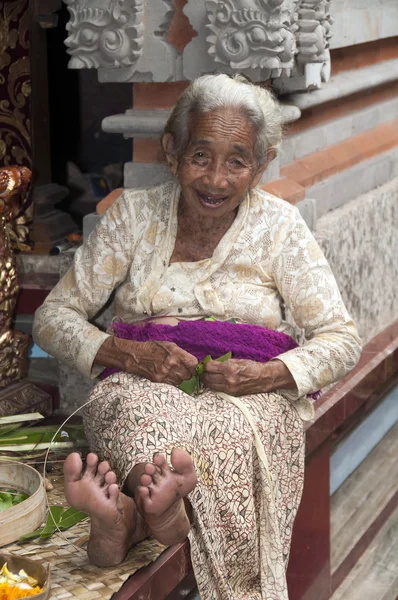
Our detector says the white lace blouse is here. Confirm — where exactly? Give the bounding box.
[33,180,361,421]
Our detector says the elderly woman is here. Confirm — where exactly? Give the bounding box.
[33,74,361,600]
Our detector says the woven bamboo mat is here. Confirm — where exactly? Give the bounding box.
[2,469,167,599]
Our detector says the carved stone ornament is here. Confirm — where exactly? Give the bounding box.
[63,0,180,81]
[206,0,298,78]
[63,0,333,89]
[275,0,333,91]
[184,0,333,89]
[63,0,145,69]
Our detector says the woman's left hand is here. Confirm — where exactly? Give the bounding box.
[201,359,297,396]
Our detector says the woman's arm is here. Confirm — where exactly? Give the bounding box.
[266,206,362,398]
[33,193,136,379]
[94,336,197,385]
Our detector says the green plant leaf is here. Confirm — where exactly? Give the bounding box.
[0,442,74,452]
[18,528,46,541]
[58,507,88,529]
[215,352,232,362]
[12,492,29,505]
[18,506,88,542]
[40,505,65,538]
[178,352,232,397]
[178,376,197,395]
[0,424,22,437]
[0,492,13,512]
[0,413,44,425]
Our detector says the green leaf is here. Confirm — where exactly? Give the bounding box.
[0,424,22,437]
[196,355,212,377]
[58,507,88,530]
[0,442,74,452]
[19,528,45,541]
[0,492,13,512]
[215,352,232,362]
[204,316,217,322]
[0,413,44,425]
[12,492,29,505]
[18,506,88,542]
[40,505,65,538]
[178,376,197,395]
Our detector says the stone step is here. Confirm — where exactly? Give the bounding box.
[330,421,398,590]
[330,505,398,600]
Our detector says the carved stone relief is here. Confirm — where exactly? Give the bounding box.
[206,0,298,77]
[63,0,178,81]
[274,0,333,91]
[64,0,145,69]
[63,0,333,89]
[184,0,333,89]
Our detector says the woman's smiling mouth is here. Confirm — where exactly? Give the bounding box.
[196,189,228,206]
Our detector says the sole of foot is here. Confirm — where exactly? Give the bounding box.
[135,448,197,546]
[63,452,148,567]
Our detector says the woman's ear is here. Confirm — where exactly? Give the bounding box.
[161,133,179,176]
[251,149,277,188]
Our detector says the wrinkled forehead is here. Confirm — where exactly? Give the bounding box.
[188,108,257,155]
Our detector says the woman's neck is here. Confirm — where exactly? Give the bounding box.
[177,195,238,236]
[170,195,239,263]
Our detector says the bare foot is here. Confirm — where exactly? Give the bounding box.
[135,448,197,546]
[64,453,149,567]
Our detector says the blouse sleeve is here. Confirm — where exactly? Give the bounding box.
[33,192,135,379]
[265,206,362,398]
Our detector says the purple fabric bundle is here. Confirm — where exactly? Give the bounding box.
[108,319,298,363]
[101,319,319,399]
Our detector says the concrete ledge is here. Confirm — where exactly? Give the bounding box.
[281,96,398,165]
[281,119,398,189]
[261,177,306,204]
[102,104,301,138]
[124,162,175,189]
[282,59,398,111]
[309,147,398,218]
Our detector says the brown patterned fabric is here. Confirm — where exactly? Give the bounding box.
[3,467,166,599]
[84,373,306,600]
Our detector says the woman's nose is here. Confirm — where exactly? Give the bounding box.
[202,161,228,190]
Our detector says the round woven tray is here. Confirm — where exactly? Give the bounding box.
[0,461,46,546]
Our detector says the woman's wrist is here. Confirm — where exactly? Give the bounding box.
[93,336,142,372]
[260,360,297,392]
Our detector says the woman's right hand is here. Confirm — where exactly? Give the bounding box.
[95,337,198,386]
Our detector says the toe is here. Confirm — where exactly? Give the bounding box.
[95,461,110,484]
[170,449,194,475]
[108,483,120,502]
[139,485,150,501]
[104,471,117,486]
[84,453,99,477]
[153,453,168,472]
[140,473,153,487]
[144,463,157,476]
[64,452,84,484]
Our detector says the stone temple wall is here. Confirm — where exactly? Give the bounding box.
[315,177,398,346]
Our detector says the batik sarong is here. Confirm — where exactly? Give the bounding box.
[84,373,305,600]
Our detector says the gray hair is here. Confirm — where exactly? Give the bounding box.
[163,74,282,167]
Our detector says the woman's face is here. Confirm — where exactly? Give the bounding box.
[165,108,266,219]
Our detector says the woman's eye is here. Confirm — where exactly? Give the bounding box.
[193,152,206,159]
[231,159,244,168]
